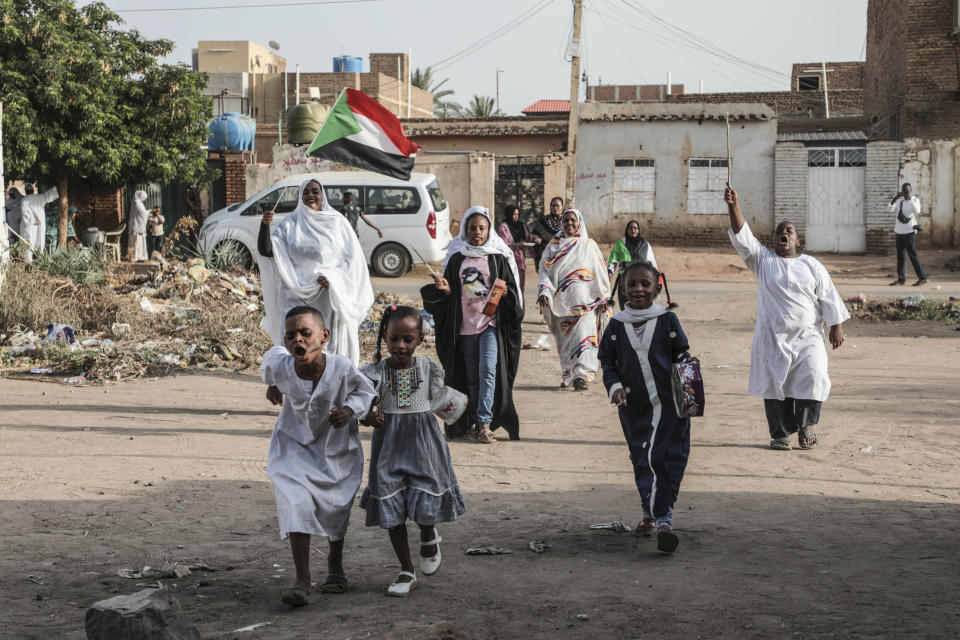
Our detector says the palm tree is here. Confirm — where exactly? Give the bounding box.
[411,66,461,118]
[458,95,503,118]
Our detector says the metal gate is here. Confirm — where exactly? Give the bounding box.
[495,156,544,226]
[806,147,866,253]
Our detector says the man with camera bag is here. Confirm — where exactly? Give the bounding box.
[890,183,927,286]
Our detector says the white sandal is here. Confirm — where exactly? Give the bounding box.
[386,570,417,597]
[420,532,443,576]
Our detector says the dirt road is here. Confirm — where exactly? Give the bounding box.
[2,247,959,639]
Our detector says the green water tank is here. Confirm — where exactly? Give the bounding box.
[286,102,332,145]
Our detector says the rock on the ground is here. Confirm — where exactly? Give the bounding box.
[85,588,200,640]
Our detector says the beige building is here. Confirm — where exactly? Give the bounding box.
[194,40,287,74]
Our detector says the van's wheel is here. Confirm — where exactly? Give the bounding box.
[371,242,411,278]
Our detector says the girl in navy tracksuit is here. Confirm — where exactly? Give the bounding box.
[598,261,691,554]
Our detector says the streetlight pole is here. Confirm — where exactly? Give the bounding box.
[496,68,505,114]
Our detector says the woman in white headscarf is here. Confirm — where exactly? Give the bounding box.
[421,206,523,442]
[537,207,612,392]
[128,190,149,262]
[257,177,374,365]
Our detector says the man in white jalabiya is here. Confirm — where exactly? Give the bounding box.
[19,184,58,262]
[128,190,150,262]
[725,184,849,451]
[257,178,374,365]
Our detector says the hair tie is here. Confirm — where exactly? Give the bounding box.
[389,305,396,311]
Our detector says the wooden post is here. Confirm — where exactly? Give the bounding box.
[565,0,584,204]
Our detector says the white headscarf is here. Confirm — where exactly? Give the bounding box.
[257,178,375,365]
[442,205,520,289]
[537,207,611,317]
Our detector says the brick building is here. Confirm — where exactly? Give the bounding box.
[862,0,960,247]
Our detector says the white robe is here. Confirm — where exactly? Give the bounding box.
[19,187,58,262]
[261,347,376,540]
[729,222,850,402]
[257,179,374,365]
[128,191,149,262]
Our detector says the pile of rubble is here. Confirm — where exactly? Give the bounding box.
[1,260,433,384]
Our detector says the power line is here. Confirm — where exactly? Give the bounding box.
[594,9,647,84]
[114,0,384,13]
[429,0,556,72]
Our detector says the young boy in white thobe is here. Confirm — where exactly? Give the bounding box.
[261,305,376,607]
[724,185,849,451]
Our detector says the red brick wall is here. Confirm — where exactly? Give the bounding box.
[866,0,960,139]
[790,62,864,91]
[71,184,124,234]
[211,151,251,205]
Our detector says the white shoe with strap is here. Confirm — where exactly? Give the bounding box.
[386,571,417,597]
[420,532,443,576]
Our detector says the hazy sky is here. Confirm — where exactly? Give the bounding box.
[96,0,869,116]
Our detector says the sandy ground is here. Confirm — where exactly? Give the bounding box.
[2,246,960,639]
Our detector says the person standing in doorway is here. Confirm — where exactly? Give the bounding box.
[529,196,563,269]
[19,183,58,262]
[889,183,927,286]
[339,191,383,239]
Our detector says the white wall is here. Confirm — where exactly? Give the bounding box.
[900,137,959,247]
[575,108,776,243]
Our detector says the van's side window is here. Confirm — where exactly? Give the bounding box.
[324,186,363,211]
[365,187,421,215]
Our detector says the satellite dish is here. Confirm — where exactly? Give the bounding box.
[269,40,280,51]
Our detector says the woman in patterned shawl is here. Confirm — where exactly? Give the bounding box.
[536,208,612,391]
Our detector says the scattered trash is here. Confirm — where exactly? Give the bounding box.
[715,365,731,369]
[117,562,216,580]
[226,328,243,334]
[523,334,553,350]
[30,367,53,375]
[110,323,131,335]
[44,323,76,345]
[465,546,513,555]
[63,375,88,385]
[860,445,872,453]
[901,294,924,308]
[26,574,45,585]
[590,521,632,534]
[576,614,590,621]
[528,540,551,553]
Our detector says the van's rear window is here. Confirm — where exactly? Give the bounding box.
[427,180,447,212]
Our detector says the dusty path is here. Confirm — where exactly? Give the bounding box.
[1,248,959,639]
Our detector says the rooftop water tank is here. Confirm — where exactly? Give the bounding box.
[333,55,363,73]
[286,102,332,145]
[208,113,254,151]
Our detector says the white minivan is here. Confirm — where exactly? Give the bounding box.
[199,171,452,277]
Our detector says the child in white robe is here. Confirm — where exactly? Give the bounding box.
[261,305,376,607]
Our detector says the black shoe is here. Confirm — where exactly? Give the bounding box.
[912,278,928,286]
[572,378,588,391]
[889,279,906,286]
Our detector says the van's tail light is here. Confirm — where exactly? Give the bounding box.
[426,210,437,239]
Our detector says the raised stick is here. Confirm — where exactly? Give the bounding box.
[407,243,440,278]
[725,112,732,184]
[6,224,33,248]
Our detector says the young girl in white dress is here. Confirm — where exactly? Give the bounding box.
[360,305,467,597]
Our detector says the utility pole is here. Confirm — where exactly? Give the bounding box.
[565,0,584,204]
[821,60,830,119]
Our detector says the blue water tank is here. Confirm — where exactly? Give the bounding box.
[208,113,254,151]
[333,55,363,73]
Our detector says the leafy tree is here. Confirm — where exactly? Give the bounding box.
[0,0,212,246]
[458,95,503,118]
[411,66,460,118]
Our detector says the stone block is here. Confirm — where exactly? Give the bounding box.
[85,589,200,640]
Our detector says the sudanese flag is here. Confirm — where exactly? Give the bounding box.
[306,88,421,180]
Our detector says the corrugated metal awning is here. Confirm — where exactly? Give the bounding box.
[777,130,868,142]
